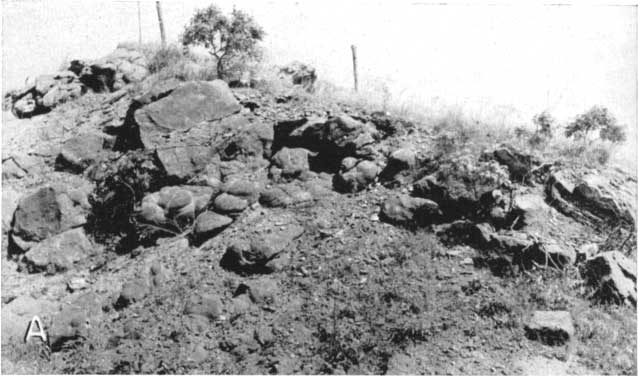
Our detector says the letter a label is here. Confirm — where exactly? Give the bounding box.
[24,316,48,344]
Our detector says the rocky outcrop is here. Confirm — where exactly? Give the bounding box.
[119,80,273,181]
[9,47,147,118]
[273,115,380,171]
[413,158,511,221]
[583,251,636,306]
[546,169,636,229]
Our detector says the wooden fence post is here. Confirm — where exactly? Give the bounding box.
[156,1,166,47]
[137,1,142,46]
[351,45,359,92]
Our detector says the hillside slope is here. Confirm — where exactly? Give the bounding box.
[1,49,636,375]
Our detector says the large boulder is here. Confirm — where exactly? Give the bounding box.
[23,228,94,273]
[333,158,380,193]
[132,80,241,149]
[221,221,304,275]
[270,147,311,180]
[583,251,636,306]
[119,80,273,181]
[11,186,90,251]
[380,194,441,227]
[413,158,511,221]
[56,132,107,172]
[546,169,636,229]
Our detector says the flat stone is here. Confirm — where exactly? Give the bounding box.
[525,310,574,345]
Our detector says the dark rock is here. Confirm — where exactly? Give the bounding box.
[274,115,380,171]
[379,147,417,182]
[133,80,241,149]
[583,251,636,306]
[546,169,636,229]
[485,146,538,183]
[56,133,106,172]
[271,147,311,179]
[413,158,510,220]
[524,310,574,345]
[521,243,575,270]
[11,186,89,250]
[333,159,380,193]
[23,228,94,273]
[380,194,441,227]
[436,220,494,249]
[221,225,304,275]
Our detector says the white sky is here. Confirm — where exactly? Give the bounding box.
[2,0,637,142]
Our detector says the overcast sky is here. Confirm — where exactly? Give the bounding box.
[2,0,636,148]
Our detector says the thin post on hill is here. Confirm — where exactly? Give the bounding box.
[137,1,142,46]
[156,1,166,47]
[351,45,359,92]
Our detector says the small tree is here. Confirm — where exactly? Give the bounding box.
[532,110,554,138]
[181,5,265,80]
[565,106,626,144]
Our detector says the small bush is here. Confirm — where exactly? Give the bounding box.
[147,45,184,74]
[565,106,626,144]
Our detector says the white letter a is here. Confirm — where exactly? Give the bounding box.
[24,316,48,344]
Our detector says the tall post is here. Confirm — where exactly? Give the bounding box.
[156,1,166,47]
[137,1,142,46]
[351,45,358,92]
